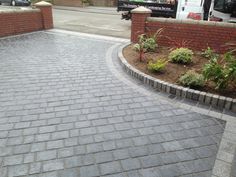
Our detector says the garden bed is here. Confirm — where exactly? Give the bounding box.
[123,44,236,99]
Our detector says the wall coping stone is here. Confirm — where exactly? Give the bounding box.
[118,43,236,113]
[131,6,152,14]
[34,1,52,6]
[0,8,40,14]
[147,17,236,28]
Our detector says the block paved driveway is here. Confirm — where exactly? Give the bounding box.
[0,31,226,177]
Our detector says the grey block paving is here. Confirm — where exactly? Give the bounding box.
[0,32,226,177]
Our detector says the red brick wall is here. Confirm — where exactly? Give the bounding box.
[36,6,53,29]
[147,19,236,53]
[0,5,53,38]
[0,10,43,37]
[131,13,151,42]
[131,15,236,53]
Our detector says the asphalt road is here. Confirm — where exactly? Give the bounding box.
[53,8,131,39]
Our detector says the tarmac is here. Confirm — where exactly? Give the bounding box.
[53,5,120,15]
[53,5,131,38]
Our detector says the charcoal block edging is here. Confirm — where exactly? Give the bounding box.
[118,44,236,113]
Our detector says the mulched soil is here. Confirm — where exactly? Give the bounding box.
[123,44,236,98]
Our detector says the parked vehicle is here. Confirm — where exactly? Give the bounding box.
[0,0,31,6]
[117,0,236,22]
[117,0,178,20]
[209,0,236,22]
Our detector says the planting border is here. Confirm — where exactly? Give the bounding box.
[118,43,236,113]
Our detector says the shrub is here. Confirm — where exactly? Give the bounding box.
[147,58,167,72]
[145,28,164,52]
[143,37,157,52]
[202,51,236,89]
[169,48,193,64]
[133,42,145,62]
[133,29,164,61]
[133,36,155,61]
[201,47,218,59]
[179,70,204,88]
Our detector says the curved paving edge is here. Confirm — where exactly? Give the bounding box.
[118,43,236,113]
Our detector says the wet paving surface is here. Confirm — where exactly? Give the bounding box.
[0,32,225,177]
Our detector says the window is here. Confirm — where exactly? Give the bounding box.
[214,0,225,12]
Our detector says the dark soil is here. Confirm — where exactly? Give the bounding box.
[123,44,236,98]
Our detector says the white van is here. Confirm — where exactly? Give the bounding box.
[176,0,236,22]
[209,0,236,22]
[176,0,205,20]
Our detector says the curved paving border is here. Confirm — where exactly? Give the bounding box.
[118,43,236,113]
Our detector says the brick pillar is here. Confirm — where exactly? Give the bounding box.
[131,6,151,43]
[35,1,53,29]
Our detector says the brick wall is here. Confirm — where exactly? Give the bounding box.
[0,3,53,38]
[131,10,236,53]
[36,3,53,29]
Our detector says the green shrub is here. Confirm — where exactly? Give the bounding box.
[201,47,218,59]
[135,34,157,53]
[202,51,236,90]
[179,70,204,88]
[169,48,193,64]
[143,37,157,52]
[133,35,157,61]
[133,42,145,62]
[147,58,167,72]
[133,29,164,61]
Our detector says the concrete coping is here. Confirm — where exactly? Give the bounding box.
[34,1,52,6]
[147,17,236,28]
[0,8,40,14]
[131,6,152,14]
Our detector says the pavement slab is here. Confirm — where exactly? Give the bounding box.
[0,30,229,177]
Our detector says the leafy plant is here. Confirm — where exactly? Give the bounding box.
[147,58,168,72]
[168,48,193,64]
[224,52,236,84]
[143,37,157,52]
[133,40,145,62]
[146,28,164,50]
[202,51,236,89]
[179,70,204,88]
[201,47,219,59]
[133,28,164,61]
